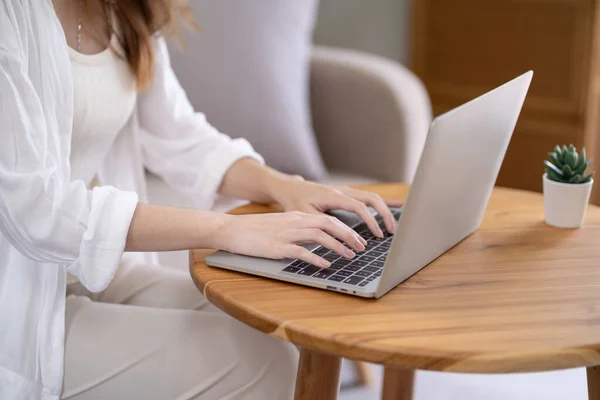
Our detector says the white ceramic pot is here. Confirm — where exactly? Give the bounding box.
[543,173,593,228]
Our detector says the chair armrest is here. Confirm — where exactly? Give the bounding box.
[310,46,432,183]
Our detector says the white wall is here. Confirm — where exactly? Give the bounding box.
[313,0,409,64]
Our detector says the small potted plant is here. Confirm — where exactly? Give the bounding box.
[543,144,594,228]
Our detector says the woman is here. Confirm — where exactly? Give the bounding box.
[0,1,401,399]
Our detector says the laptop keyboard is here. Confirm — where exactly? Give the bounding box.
[281,209,402,288]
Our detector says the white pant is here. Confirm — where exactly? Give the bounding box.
[62,259,298,399]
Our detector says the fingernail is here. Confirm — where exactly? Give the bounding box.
[355,239,365,251]
[388,222,396,234]
[320,260,331,268]
[345,249,356,259]
[377,229,384,238]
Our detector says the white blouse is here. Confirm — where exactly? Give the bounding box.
[0,1,263,399]
[69,34,137,186]
[66,32,138,288]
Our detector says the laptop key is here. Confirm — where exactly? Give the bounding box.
[290,260,304,267]
[324,253,339,262]
[369,249,386,257]
[293,262,309,270]
[366,276,376,281]
[359,255,377,262]
[334,259,352,267]
[372,261,384,268]
[337,270,353,277]
[298,265,321,276]
[355,270,371,278]
[343,276,364,285]
[313,247,328,256]
[374,271,382,276]
[314,269,336,279]
[329,264,344,270]
[343,265,361,272]
[358,281,369,287]
[364,266,379,273]
[350,260,368,268]
[283,266,302,273]
[328,274,345,282]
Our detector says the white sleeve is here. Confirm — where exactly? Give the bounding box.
[137,37,264,210]
[0,5,138,292]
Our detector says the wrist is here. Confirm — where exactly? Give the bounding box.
[261,168,304,205]
[202,211,235,250]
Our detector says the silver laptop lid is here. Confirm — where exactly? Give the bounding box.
[375,71,533,298]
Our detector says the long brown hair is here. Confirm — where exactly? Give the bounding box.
[83,0,197,89]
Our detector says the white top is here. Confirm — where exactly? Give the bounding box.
[68,35,137,186]
[0,1,263,399]
[66,35,137,287]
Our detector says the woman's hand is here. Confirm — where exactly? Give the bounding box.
[218,158,402,247]
[269,177,403,238]
[212,212,367,268]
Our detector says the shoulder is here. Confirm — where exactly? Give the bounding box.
[151,34,172,66]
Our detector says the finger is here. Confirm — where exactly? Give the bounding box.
[330,216,367,246]
[385,199,404,208]
[337,197,384,238]
[292,229,356,259]
[296,215,365,252]
[301,206,367,246]
[286,245,330,268]
[351,192,397,234]
[315,216,366,252]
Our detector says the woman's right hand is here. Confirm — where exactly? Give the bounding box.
[212,212,367,268]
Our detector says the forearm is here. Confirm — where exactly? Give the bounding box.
[125,159,296,252]
[217,158,298,204]
[125,203,229,251]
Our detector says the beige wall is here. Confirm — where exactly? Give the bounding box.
[313,0,409,64]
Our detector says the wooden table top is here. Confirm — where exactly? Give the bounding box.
[190,183,600,373]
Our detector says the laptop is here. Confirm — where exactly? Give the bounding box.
[206,71,533,299]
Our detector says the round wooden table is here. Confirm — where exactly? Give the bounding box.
[190,184,600,400]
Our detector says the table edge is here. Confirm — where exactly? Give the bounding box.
[189,184,600,373]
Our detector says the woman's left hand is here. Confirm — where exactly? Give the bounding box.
[272,177,403,238]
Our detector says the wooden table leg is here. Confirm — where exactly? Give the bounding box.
[588,366,600,399]
[381,367,415,400]
[294,348,342,400]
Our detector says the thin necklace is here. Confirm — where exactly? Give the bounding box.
[76,1,83,51]
[77,1,114,52]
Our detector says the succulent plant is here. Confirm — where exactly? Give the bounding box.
[544,144,594,184]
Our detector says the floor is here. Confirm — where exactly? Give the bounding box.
[338,361,588,400]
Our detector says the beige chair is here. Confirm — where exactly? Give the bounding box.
[148,45,431,203]
[309,46,431,186]
[146,45,432,388]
